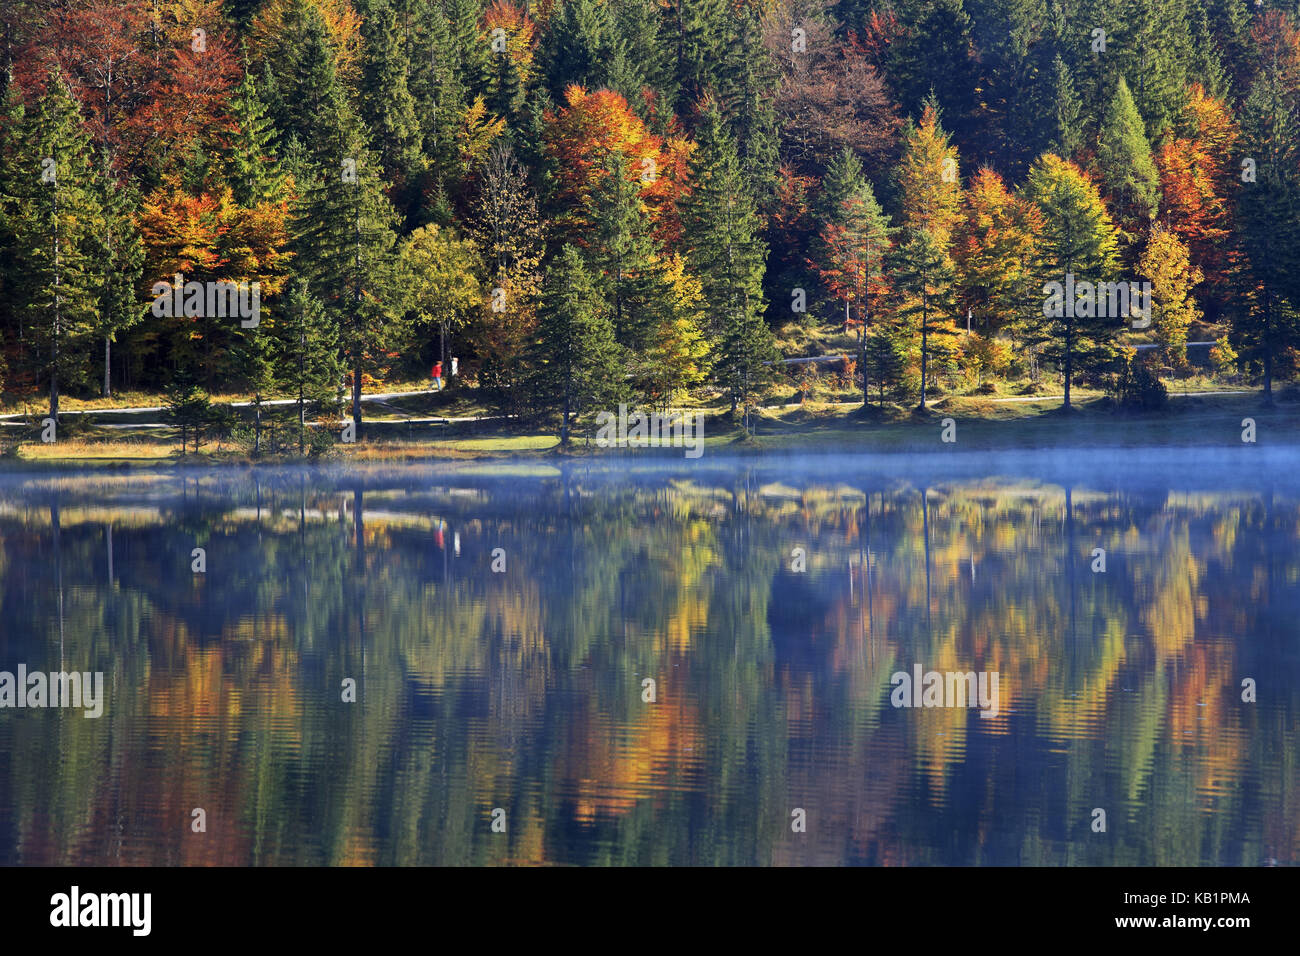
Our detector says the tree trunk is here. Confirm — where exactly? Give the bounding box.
[561,372,571,446]
[352,349,363,434]
[1262,292,1274,402]
[49,357,58,421]
[917,297,928,411]
[103,337,111,398]
[1063,317,1073,410]
[50,184,60,422]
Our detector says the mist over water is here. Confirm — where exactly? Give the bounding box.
[0,453,1297,865]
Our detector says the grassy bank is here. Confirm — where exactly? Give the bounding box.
[0,389,1295,471]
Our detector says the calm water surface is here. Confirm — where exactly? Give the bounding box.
[1,451,1297,865]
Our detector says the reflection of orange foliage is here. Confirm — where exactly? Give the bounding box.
[568,696,702,823]
[335,829,378,866]
[1168,641,1243,802]
[147,624,303,734]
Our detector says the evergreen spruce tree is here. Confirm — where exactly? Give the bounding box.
[542,0,614,97]
[681,104,775,414]
[668,0,729,111]
[232,297,277,454]
[1234,65,1300,401]
[1186,0,1231,100]
[531,244,626,445]
[815,149,893,405]
[8,72,100,421]
[1203,0,1253,96]
[891,227,958,410]
[817,147,869,226]
[487,30,526,130]
[276,277,342,451]
[164,365,210,454]
[717,8,780,206]
[1123,0,1196,140]
[609,0,674,114]
[1049,55,1084,160]
[227,63,285,208]
[445,0,492,101]
[263,0,352,159]
[292,130,405,433]
[403,0,469,199]
[587,149,664,355]
[862,324,911,406]
[1096,77,1160,242]
[1022,153,1122,409]
[358,0,425,202]
[884,0,981,144]
[88,154,145,399]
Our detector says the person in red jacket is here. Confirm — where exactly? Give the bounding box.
[431,360,443,390]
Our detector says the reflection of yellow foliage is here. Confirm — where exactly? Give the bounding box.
[1037,619,1127,741]
[1136,529,1202,660]
[656,520,717,653]
[908,644,973,802]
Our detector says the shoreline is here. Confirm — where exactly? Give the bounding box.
[1,389,1298,474]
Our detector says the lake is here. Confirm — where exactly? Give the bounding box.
[0,450,1297,865]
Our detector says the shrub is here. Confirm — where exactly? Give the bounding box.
[1209,336,1238,379]
[1113,351,1167,409]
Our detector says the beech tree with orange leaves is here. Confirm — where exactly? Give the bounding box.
[544,85,692,247]
[1157,86,1238,301]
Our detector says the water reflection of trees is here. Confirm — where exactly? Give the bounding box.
[0,469,1296,865]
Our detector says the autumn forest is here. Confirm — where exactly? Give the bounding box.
[0,0,1299,446]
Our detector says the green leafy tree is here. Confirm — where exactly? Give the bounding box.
[1137,225,1202,368]
[469,143,544,414]
[402,222,483,368]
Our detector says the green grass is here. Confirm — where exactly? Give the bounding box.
[2,387,1296,469]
